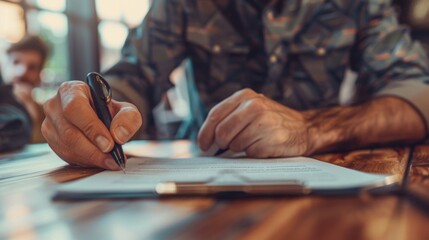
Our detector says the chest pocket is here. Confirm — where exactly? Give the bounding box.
[283,4,357,108]
[186,12,249,88]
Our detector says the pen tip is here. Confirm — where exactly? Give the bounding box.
[120,164,126,174]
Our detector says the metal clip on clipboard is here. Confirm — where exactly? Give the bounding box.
[155,170,311,196]
[155,181,310,196]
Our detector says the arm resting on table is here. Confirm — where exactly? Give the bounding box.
[306,96,427,153]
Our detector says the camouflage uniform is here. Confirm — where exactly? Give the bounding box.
[105,0,429,139]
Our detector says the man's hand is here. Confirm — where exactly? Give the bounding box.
[42,81,142,170]
[198,88,427,158]
[198,88,314,158]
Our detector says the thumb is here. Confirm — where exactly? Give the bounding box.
[110,100,143,144]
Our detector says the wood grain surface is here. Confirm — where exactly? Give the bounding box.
[1,142,429,240]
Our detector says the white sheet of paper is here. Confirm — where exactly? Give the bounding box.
[57,156,393,195]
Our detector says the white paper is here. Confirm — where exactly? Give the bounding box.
[57,156,393,195]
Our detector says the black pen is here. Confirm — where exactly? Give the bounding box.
[214,148,228,156]
[86,72,126,172]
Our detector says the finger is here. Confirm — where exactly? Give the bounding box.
[234,123,299,158]
[245,139,271,158]
[228,120,264,153]
[110,100,143,144]
[237,118,280,158]
[245,136,290,158]
[228,111,281,153]
[42,114,119,170]
[198,88,258,151]
[59,81,114,153]
[214,95,265,149]
[43,87,118,170]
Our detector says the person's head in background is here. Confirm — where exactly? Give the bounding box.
[2,35,50,143]
[3,35,49,88]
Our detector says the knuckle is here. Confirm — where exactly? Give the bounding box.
[245,98,261,110]
[54,146,76,166]
[229,141,243,152]
[46,139,81,167]
[59,150,74,164]
[43,97,56,116]
[245,147,258,158]
[87,149,103,165]
[214,126,227,145]
[207,107,221,122]
[246,145,265,158]
[59,80,86,92]
[80,118,99,136]
[41,119,51,139]
[58,81,77,95]
[59,81,90,108]
[62,97,85,117]
[238,88,255,97]
[61,127,81,146]
[58,81,71,92]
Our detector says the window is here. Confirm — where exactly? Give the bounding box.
[0,2,25,45]
[0,0,152,99]
[0,0,69,102]
[27,8,69,85]
[95,0,151,70]
[409,0,429,29]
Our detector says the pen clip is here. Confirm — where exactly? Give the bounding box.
[92,73,112,104]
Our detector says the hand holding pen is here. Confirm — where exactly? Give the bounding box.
[86,72,127,172]
[41,73,142,171]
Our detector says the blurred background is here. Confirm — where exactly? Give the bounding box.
[394,0,429,54]
[0,0,428,138]
[0,0,152,84]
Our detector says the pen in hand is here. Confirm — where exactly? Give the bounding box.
[214,148,228,157]
[86,72,126,173]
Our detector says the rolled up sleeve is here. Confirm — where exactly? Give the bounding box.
[352,0,429,134]
[104,0,187,138]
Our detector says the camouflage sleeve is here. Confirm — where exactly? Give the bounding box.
[352,0,429,134]
[104,0,187,139]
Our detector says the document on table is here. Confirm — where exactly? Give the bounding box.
[56,156,398,198]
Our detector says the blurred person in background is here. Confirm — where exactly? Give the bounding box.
[43,0,429,170]
[0,70,32,152]
[2,35,49,143]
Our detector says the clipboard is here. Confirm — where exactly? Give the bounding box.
[55,177,398,200]
[55,156,400,199]
[154,178,398,197]
[155,180,310,196]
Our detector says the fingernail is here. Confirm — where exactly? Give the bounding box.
[114,126,130,143]
[105,158,119,170]
[96,135,111,152]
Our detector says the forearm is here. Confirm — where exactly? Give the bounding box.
[305,97,427,154]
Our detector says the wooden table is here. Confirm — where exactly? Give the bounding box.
[1,141,429,240]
